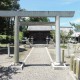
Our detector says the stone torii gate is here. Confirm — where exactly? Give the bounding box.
[0,11,75,65]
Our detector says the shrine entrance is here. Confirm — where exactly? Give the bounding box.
[0,11,75,65]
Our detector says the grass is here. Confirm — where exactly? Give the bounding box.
[0,43,7,47]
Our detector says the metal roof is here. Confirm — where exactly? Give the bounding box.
[27,26,52,31]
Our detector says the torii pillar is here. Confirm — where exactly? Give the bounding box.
[55,16,61,65]
[14,16,19,64]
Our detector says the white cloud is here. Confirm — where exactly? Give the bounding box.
[71,18,80,24]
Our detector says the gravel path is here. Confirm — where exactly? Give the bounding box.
[11,47,73,80]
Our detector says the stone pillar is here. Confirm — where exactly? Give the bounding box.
[73,58,77,74]
[55,16,61,65]
[70,54,74,71]
[76,58,80,79]
[7,43,10,57]
[14,16,19,64]
[61,50,64,64]
[67,43,70,57]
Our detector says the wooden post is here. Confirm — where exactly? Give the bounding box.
[73,58,77,74]
[70,54,75,71]
[76,58,80,79]
[7,43,10,57]
[67,43,70,58]
[62,50,64,63]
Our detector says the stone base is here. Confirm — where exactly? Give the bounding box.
[10,62,24,70]
[53,62,61,66]
[51,62,67,70]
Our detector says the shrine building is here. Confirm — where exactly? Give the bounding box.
[27,26,52,44]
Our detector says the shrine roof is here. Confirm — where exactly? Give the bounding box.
[27,26,52,31]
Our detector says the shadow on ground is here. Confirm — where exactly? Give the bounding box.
[0,47,27,54]
[0,66,20,80]
[24,64,51,67]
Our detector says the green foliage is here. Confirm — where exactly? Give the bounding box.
[19,25,28,38]
[60,30,73,43]
[0,0,12,10]
[0,0,20,10]
[50,29,73,43]
[60,31,67,43]
[67,30,73,38]
[20,26,28,32]
[70,23,80,31]
[28,17,50,22]
[60,29,73,43]
[50,30,55,42]
[0,0,20,43]
[0,0,20,33]
[0,35,13,43]
[19,32,23,41]
[0,32,23,43]
[0,35,6,39]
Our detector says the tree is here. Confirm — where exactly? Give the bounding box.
[0,0,20,10]
[70,23,80,31]
[28,17,50,22]
[68,30,73,38]
[19,16,28,32]
[60,31,67,43]
[0,0,20,43]
[50,30,55,42]
[19,16,29,38]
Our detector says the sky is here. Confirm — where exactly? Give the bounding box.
[19,0,80,27]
